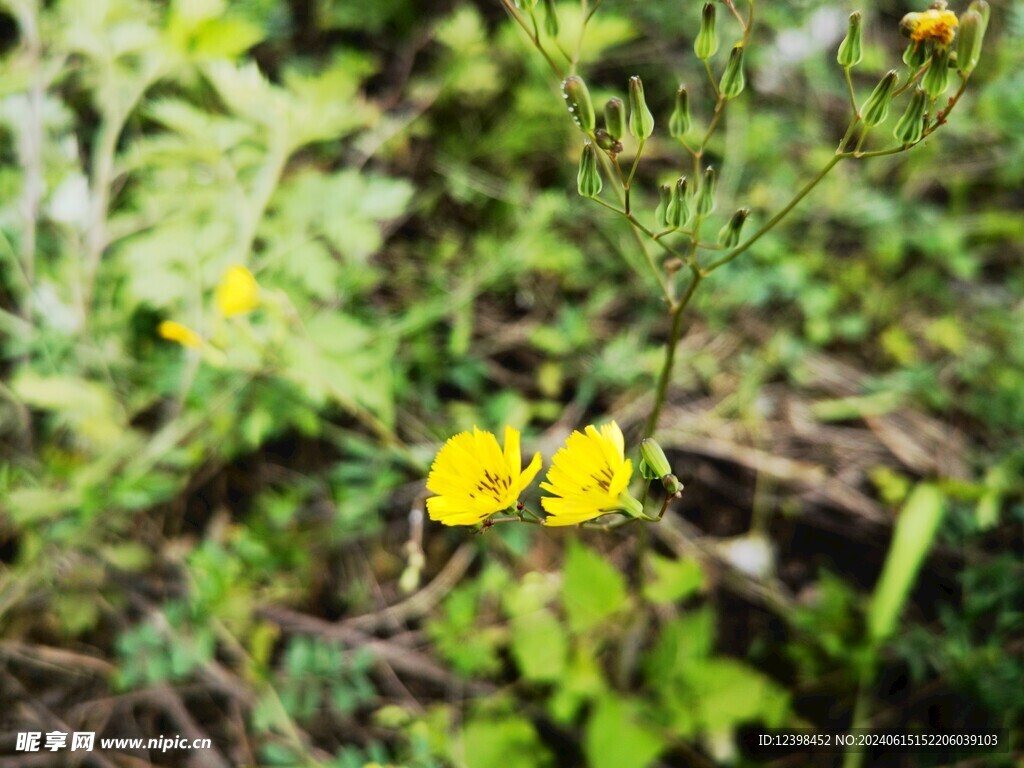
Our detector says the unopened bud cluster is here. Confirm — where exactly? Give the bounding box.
[640,439,684,496]
[552,0,985,278]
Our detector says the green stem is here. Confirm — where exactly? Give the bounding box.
[624,140,645,215]
[644,266,702,436]
[844,66,859,117]
[842,652,877,768]
[703,59,721,99]
[705,154,843,273]
[501,0,564,79]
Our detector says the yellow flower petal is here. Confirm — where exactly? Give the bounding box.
[158,320,203,348]
[910,9,958,44]
[540,420,639,526]
[426,426,541,526]
[215,264,260,317]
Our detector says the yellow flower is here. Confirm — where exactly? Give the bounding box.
[910,9,958,44]
[540,421,643,526]
[215,264,260,317]
[158,320,203,348]
[426,426,542,526]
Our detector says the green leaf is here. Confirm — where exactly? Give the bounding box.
[643,554,705,605]
[12,372,128,447]
[561,541,628,634]
[284,312,395,425]
[510,609,566,683]
[644,608,715,685]
[461,714,551,768]
[868,484,947,643]
[584,696,665,768]
[675,659,790,733]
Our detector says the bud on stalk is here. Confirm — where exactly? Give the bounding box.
[956,9,985,74]
[904,40,928,68]
[922,46,951,98]
[656,183,672,226]
[577,142,603,198]
[542,0,558,36]
[628,76,655,140]
[837,12,863,68]
[666,177,689,229]
[860,69,898,127]
[669,86,691,138]
[718,207,750,247]
[695,166,716,218]
[967,0,990,29]
[695,3,719,60]
[719,45,746,100]
[562,75,596,134]
[893,87,928,145]
[640,438,673,478]
[604,97,626,141]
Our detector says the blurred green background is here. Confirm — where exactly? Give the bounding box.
[1,0,1022,766]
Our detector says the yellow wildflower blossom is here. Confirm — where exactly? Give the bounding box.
[215,264,260,317]
[910,9,958,45]
[541,421,643,526]
[426,426,542,526]
[158,320,203,348]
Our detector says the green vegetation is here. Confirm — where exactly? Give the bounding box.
[1,0,1022,766]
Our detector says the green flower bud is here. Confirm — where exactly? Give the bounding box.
[719,44,746,100]
[922,46,951,98]
[956,9,985,74]
[903,40,928,68]
[656,183,672,227]
[695,166,716,218]
[562,75,596,134]
[669,86,691,138]
[695,3,719,60]
[967,0,990,30]
[542,0,558,37]
[604,97,626,141]
[594,128,615,151]
[860,69,898,127]
[893,87,928,146]
[577,142,602,198]
[837,12,863,68]
[717,207,750,247]
[663,474,684,495]
[628,76,655,140]
[640,438,672,478]
[666,177,689,229]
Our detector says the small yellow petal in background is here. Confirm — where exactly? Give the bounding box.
[158,320,203,348]
[215,264,260,317]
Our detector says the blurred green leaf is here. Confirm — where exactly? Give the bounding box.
[584,696,664,768]
[461,714,551,768]
[511,608,566,683]
[868,484,947,643]
[643,554,704,605]
[561,541,628,634]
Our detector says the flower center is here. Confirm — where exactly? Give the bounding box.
[472,468,512,502]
